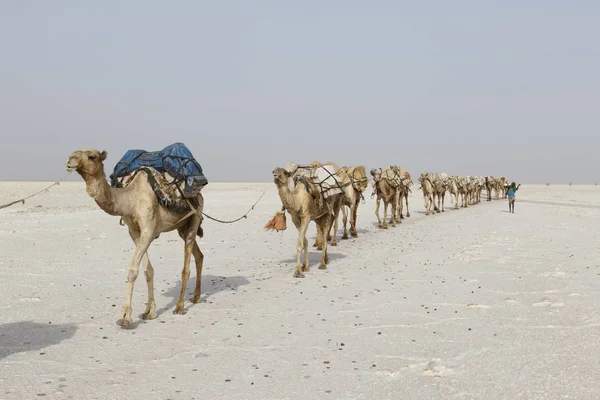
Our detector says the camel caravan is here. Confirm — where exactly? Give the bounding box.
[66,143,509,326]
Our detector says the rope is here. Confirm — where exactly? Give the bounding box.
[0,172,73,210]
[202,191,265,224]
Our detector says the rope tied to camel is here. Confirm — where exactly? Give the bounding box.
[202,190,265,224]
[0,171,73,210]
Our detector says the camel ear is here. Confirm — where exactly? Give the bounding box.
[283,169,291,177]
[100,151,108,161]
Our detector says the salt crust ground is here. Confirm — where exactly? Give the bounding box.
[1,182,599,399]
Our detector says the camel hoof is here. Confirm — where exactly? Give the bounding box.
[302,265,310,272]
[442,210,445,212]
[342,234,349,240]
[331,242,337,246]
[294,271,305,278]
[382,225,388,229]
[173,304,186,315]
[319,264,327,270]
[139,310,157,320]
[391,224,396,228]
[190,294,202,304]
[117,317,133,327]
[351,232,358,238]
[406,213,410,217]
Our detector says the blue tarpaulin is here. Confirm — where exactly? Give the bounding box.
[109,142,208,197]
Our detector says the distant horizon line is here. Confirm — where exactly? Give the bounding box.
[0,179,598,186]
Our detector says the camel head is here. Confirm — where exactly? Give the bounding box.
[272,167,291,187]
[370,168,382,182]
[67,149,107,176]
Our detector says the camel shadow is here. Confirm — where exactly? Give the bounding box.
[415,210,445,215]
[281,251,347,265]
[370,221,408,228]
[0,321,78,360]
[156,274,250,317]
[331,228,370,238]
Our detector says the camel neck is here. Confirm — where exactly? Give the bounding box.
[82,169,122,216]
[277,184,297,212]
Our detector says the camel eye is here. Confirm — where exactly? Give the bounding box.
[88,155,97,161]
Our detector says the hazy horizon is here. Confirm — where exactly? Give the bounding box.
[1,1,599,184]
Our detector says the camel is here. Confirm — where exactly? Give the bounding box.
[485,176,494,201]
[66,149,205,327]
[273,167,342,278]
[370,168,399,228]
[499,177,509,198]
[418,172,436,215]
[471,176,483,204]
[493,177,507,200]
[431,173,448,213]
[476,177,486,203]
[309,161,344,247]
[455,176,469,208]
[335,166,368,239]
[397,172,413,220]
[447,176,460,210]
[465,176,476,206]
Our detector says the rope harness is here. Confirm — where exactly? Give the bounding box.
[0,172,73,210]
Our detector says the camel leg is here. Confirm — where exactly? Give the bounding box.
[190,242,204,303]
[317,218,329,269]
[302,236,309,272]
[351,201,359,237]
[375,198,384,228]
[405,194,411,217]
[174,223,198,315]
[292,215,309,273]
[330,204,340,246]
[176,227,205,304]
[313,225,320,249]
[382,201,389,229]
[118,231,153,327]
[423,194,430,216]
[396,191,403,223]
[295,218,310,278]
[341,205,349,239]
[390,191,398,227]
[441,193,445,212]
[128,229,157,321]
[138,252,157,320]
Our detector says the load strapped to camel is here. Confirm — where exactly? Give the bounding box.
[283,162,344,199]
[383,165,408,188]
[109,142,208,213]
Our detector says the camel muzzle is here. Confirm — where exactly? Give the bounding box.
[66,157,79,172]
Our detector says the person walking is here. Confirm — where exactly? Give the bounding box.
[507,182,521,213]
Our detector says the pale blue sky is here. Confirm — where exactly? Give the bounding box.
[1,1,598,183]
